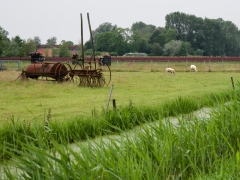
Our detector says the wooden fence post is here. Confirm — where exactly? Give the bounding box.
[208,60,211,72]
[150,60,152,72]
[133,60,135,71]
[222,60,224,72]
[186,60,188,72]
[112,99,116,110]
[117,60,118,72]
[231,77,235,89]
[204,60,206,72]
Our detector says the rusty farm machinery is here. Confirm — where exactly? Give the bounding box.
[17,13,111,87]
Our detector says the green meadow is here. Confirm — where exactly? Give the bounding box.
[1,61,240,122]
[0,61,240,179]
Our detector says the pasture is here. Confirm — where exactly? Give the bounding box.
[1,61,240,179]
[1,61,240,122]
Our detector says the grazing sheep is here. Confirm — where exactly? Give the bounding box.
[165,68,175,75]
[190,65,197,73]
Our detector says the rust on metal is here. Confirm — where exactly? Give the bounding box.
[17,13,111,87]
[20,62,71,82]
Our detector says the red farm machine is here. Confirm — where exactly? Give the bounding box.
[18,13,111,87]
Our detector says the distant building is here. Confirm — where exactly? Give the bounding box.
[36,45,80,57]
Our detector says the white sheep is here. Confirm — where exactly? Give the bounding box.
[190,65,197,73]
[165,68,175,75]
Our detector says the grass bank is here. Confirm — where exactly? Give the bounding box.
[0,87,235,160]
[1,86,240,179]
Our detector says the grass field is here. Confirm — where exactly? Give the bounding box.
[1,61,240,122]
[1,61,240,179]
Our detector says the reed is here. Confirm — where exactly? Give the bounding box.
[2,87,240,179]
[1,86,240,179]
[0,89,236,161]
[1,62,240,179]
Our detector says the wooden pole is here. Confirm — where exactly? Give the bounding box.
[112,99,116,110]
[150,60,152,72]
[105,84,114,116]
[231,77,235,89]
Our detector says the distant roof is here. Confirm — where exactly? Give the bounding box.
[37,45,80,50]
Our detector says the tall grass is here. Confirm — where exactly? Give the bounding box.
[0,89,234,161]
[2,86,240,179]
[1,64,240,179]
[1,87,240,179]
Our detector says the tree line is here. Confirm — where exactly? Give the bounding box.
[1,12,240,57]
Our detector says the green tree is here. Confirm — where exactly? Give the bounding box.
[222,20,240,56]
[201,18,226,56]
[163,40,183,56]
[184,41,195,55]
[10,36,24,56]
[96,28,131,56]
[149,27,175,48]
[34,36,41,46]
[0,33,3,56]
[112,28,131,55]
[52,48,59,57]
[164,29,177,43]
[165,12,205,51]
[164,12,240,56]
[176,42,187,56]
[0,26,10,56]
[13,35,23,48]
[84,40,92,50]
[149,29,161,44]
[153,34,165,47]
[60,40,74,46]
[128,31,143,52]
[131,21,156,40]
[149,27,165,44]
[59,41,71,57]
[186,15,204,50]
[150,43,163,56]
[0,26,9,37]
[46,37,57,45]
[85,49,93,56]
[165,12,189,40]
[92,22,117,47]
[96,31,114,52]
[131,21,147,33]
[5,41,20,57]
[23,38,36,56]
[195,49,204,56]
[138,39,151,54]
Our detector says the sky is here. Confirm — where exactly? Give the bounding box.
[1,0,240,45]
